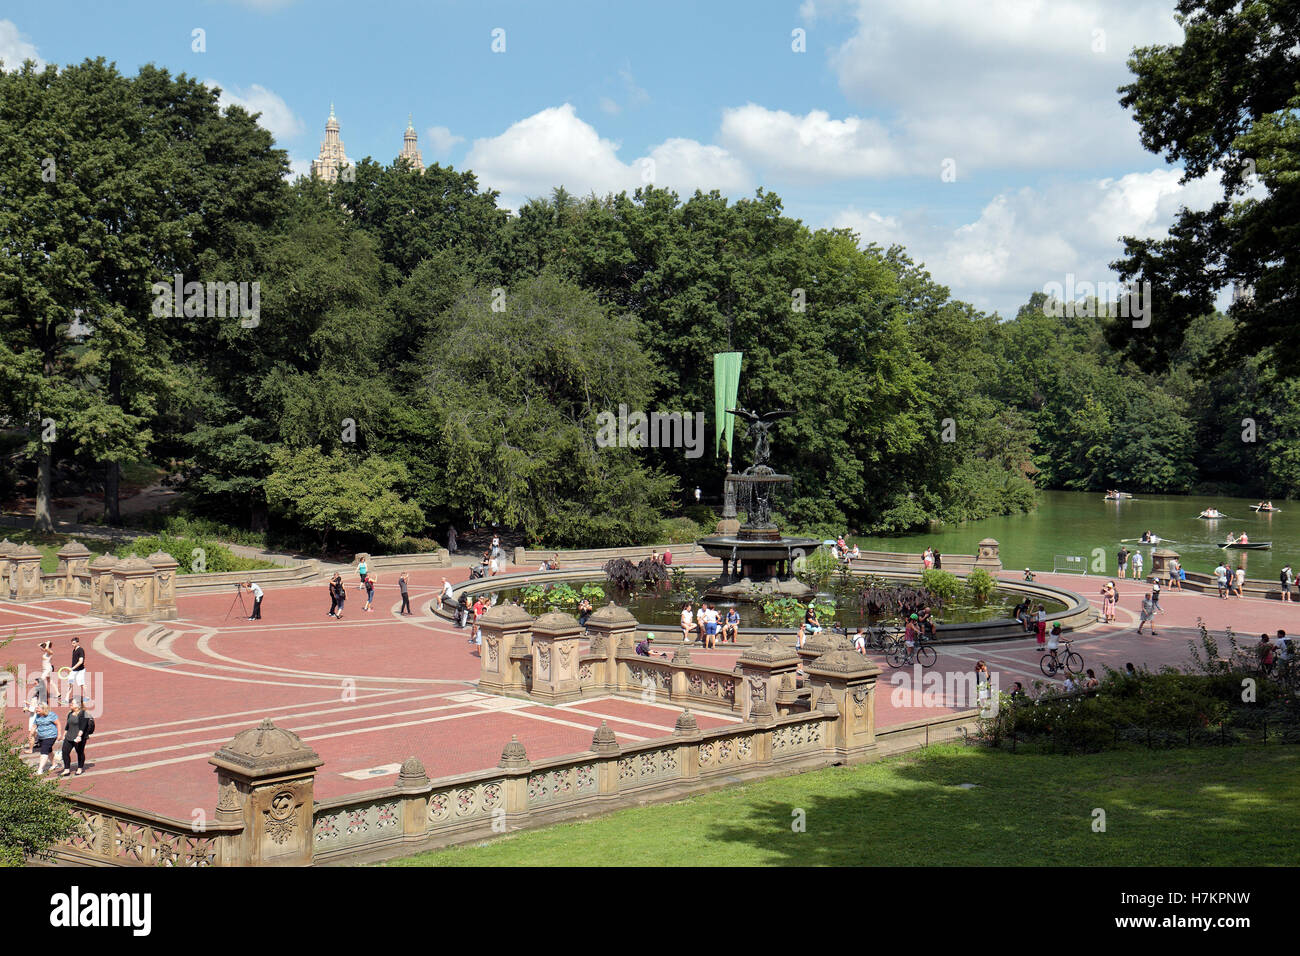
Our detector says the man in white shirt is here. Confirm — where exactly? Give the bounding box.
[244,581,264,620]
[1214,563,1229,599]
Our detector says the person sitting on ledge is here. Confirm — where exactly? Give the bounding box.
[1023,568,1036,582]
[723,606,740,643]
[679,603,695,644]
[1012,597,1031,630]
[635,634,668,658]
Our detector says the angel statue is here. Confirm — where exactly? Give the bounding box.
[726,408,794,469]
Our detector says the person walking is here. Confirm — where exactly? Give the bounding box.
[67,637,86,701]
[974,660,992,707]
[33,704,60,775]
[1281,565,1293,603]
[1130,549,1143,580]
[447,525,458,554]
[23,674,47,752]
[1137,592,1157,634]
[363,573,376,612]
[39,641,56,705]
[1233,565,1246,598]
[398,572,411,615]
[244,581,263,620]
[356,556,368,591]
[933,550,942,570]
[1034,604,1047,650]
[333,575,347,619]
[327,573,342,617]
[1214,561,1230,599]
[59,699,90,776]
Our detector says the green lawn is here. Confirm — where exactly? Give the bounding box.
[387,743,1300,866]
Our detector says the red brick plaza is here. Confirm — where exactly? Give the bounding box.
[3,564,1289,820]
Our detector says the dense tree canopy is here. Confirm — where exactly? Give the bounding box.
[4,48,1300,552]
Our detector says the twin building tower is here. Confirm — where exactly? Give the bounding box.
[310,105,425,181]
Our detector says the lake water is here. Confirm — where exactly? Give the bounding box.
[846,489,1299,581]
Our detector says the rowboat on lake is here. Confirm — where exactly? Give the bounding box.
[1221,541,1271,550]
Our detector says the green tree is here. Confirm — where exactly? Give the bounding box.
[263,447,425,549]
[1109,1,1300,374]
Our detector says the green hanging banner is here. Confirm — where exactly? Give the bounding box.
[714,351,743,461]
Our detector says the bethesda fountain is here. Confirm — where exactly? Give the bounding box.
[696,407,820,601]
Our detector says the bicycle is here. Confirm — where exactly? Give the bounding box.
[1040,638,1084,677]
[886,633,937,668]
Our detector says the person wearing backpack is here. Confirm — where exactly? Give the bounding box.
[60,699,92,776]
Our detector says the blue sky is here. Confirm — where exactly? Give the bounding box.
[1,0,1226,317]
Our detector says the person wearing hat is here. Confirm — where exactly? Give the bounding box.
[635,633,668,658]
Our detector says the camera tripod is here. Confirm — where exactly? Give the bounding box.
[223,582,249,622]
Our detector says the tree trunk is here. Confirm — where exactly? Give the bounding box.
[104,461,121,525]
[33,445,53,533]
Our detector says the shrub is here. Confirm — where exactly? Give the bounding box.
[919,568,961,600]
[964,568,995,604]
[115,535,277,574]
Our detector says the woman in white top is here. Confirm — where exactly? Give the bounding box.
[680,604,694,643]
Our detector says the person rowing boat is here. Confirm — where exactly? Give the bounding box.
[1199,508,1226,519]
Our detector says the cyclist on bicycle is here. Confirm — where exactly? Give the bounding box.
[1046,622,1062,662]
[903,614,919,663]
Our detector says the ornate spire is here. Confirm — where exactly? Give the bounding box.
[313,104,348,181]
[398,113,424,173]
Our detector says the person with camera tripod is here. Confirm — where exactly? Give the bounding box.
[243,581,263,621]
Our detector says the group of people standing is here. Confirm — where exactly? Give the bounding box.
[327,561,412,618]
[23,637,93,776]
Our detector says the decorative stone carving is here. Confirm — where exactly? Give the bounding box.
[498,735,530,769]
[674,710,700,736]
[591,721,619,755]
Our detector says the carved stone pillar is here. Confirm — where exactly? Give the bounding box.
[148,551,179,620]
[397,757,431,846]
[56,540,91,597]
[734,635,801,720]
[530,611,584,704]
[209,719,324,866]
[111,556,156,622]
[476,604,534,697]
[584,603,637,689]
[805,650,881,763]
[0,538,14,592]
[88,555,119,617]
[975,538,1002,571]
[88,555,116,614]
[9,544,43,602]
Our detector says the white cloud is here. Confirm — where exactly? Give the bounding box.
[720,104,903,178]
[287,156,313,180]
[832,167,1224,316]
[465,103,749,211]
[207,80,304,143]
[424,125,464,156]
[0,19,42,71]
[812,0,1184,172]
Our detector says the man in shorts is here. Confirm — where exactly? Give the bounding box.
[1214,563,1229,599]
[68,637,86,697]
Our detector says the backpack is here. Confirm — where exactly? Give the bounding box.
[83,714,95,737]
